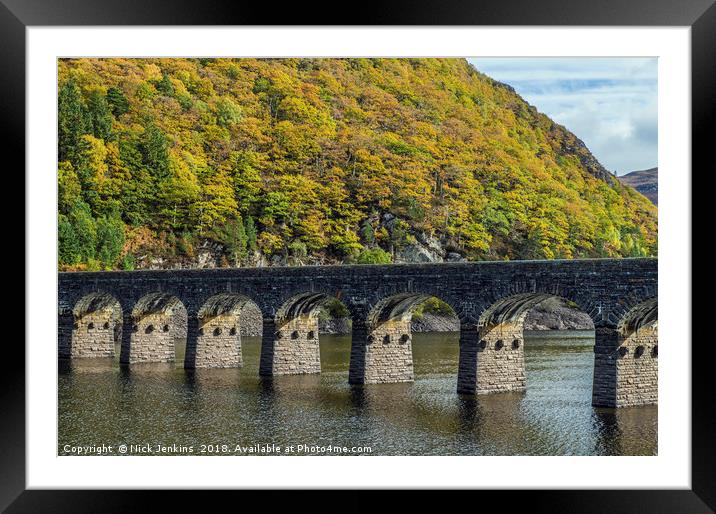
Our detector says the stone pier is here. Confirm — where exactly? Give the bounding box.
[59,258,658,407]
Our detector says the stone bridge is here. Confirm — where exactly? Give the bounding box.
[58,258,657,408]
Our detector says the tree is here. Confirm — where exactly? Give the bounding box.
[245,215,258,252]
[58,214,80,265]
[196,168,238,231]
[58,162,81,215]
[58,80,89,163]
[214,214,248,267]
[360,221,375,245]
[232,151,263,210]
[68,201,97,263]
[155,73,175,96]
[86,88,113,141]
[56,57,658,269]
[96,211,126,268]
[74,134,108,213]
[215,96,242,128]
[353,247,392,264]
[118,138,156,226]
[157,152,200,230]
[106,86,129,116]
[140,124,170,179]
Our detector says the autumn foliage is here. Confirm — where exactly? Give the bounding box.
[57,58,657,270]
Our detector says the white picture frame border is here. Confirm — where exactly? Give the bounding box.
[27,26,690,489]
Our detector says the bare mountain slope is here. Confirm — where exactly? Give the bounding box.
[620,167,658,206]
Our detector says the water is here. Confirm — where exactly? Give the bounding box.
[58,330,657,456]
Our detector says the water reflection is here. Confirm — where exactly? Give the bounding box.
[58,331,657,456]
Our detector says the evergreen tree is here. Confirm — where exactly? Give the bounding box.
[58,213,80,265]
[140,124,170,179]
[156,73,175,96]
[58,80,89,163]
[361,221,375,245]
[86,89,113,141]
[68,201,97,262]
[245,215,258,252]
[96,211,126,268]
[106,87,129,116]
[214,214,248,267]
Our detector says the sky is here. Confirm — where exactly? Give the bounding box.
[468,58,657,176]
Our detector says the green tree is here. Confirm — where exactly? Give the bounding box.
[58,80,89,163]
[86,89,113,141]
[232,151,263,210]
[118,139,155,225]
[353,247,392,264]
[140,124,170,179]
[74,134,108,213]
[58,213,80,265]
[68,201,97,263]
[106,87,129,116]
[96,211,126,268]
[156,73,175,96]
[215,96,242,128]
[361,221,375,245]
[245,215,258,252]
[214,214,248,267]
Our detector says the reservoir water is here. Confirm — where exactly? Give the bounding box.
[58,330,657,456]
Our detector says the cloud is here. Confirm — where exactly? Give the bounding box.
[467,58,657,175]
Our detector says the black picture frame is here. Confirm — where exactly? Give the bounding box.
[3,0,710,510]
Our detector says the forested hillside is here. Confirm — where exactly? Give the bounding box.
[57,58,657,271]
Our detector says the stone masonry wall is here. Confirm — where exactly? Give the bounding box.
[270,315,321,375]
[474,321,526,393]
[616,325,658,407]
[70,310,117,358]
[361,319,414,384]
[191,314,242,368]
[128,312,176,363]
[60,258,657,407]
[592,327,619,407]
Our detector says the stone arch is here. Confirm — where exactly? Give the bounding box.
[120,292,187,364]
[617,297,657,335]
[261,291,352,376]
[185,293,260,369]
[457,292,595,395]
[478,292,594,329]
[62,292,122,359]
[349,292,459,385]
[608,285,658,328]
[613,297,658,406]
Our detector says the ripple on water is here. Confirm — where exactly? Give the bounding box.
[58,332,656,456]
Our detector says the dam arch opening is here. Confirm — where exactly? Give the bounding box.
[61,292,123,359]
[458,293,596,396]
[349,293,460,385]
[260,292,353,376]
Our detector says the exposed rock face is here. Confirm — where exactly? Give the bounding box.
[238,302,263,337]
[619,167,658,206]
[411,313,460,332]
[319,317,352,334]
[523,297,593,330]
[395,243,442,263]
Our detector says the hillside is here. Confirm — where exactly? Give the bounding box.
[619,167,658,206]
[57,58,657,271]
